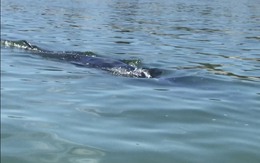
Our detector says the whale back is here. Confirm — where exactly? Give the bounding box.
[1,39,162,78]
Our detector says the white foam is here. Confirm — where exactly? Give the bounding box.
[109,67,151,78]
[1,40,38,51]
[1,40,26,49]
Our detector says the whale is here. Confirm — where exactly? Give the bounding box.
[1,39,162,78]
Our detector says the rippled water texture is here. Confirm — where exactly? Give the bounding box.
[1,0,260,163]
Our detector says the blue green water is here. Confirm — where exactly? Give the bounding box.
[1,0,260,163]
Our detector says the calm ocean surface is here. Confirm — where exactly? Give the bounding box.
[1,0,260,163]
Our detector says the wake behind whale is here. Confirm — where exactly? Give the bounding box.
[1,39,162,78]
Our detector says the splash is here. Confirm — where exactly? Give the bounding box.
[109,67,152,78]
[1,39,41,51]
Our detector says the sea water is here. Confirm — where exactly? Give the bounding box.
[1,0,260,163]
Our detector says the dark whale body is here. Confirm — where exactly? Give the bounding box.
[1,40,162,78]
